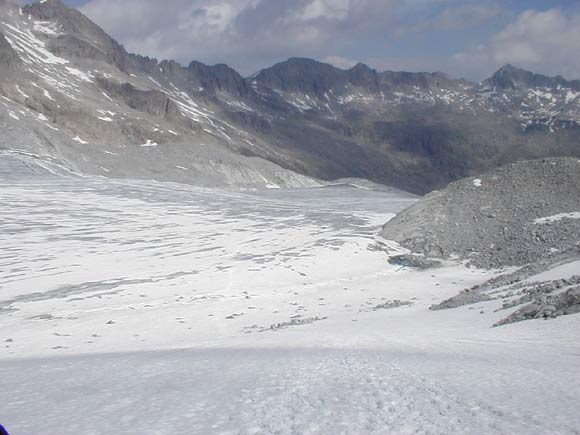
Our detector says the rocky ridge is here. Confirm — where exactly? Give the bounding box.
[1,0,580,192]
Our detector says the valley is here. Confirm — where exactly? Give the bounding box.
[1,155,579,434]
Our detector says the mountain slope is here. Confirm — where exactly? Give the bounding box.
[1,0,580,192]
[0,0,317,189]
[250,59,580,193]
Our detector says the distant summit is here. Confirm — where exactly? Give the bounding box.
[486,64,580,91]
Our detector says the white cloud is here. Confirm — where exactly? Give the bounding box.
[396,2,502,36]
[78,0,403,74]
[296,0,350,21]
[75,0,579,80]
[454,9,580,80]
[324,55,359,69]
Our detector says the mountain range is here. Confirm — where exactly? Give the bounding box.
[1,0,580,193]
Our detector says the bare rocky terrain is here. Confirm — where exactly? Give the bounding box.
[381,157,580,268]
[381,157,580,325]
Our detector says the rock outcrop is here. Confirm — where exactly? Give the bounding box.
[381,158,580,268]
[0,31,19,68]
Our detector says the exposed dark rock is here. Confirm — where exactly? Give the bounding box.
[23,0,132,72]
[188,61,251,97]
[388,254,441,269]
[265,316,327,331]
[95,78,185,124]
[0,32,19,68]
[495,286,580,326]
[254,57,348,98]
[430,289,493,310]
[485,64,580,91]
[373,300,413,310]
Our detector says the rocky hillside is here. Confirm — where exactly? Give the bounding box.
[0,0,318,189]
[1,0,580,191]
[381,157,580,269]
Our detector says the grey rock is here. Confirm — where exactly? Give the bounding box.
[265,316,327,331]
[0,31,19,68]
[381,158,580,268]
[495,286,580,326]
[2,1,580,194]
[23,0,132,72]
[486,64,580,91]
[95,78,187,125]
[388,254,441,269]
[372,300,413,311]
[430,289,493,311]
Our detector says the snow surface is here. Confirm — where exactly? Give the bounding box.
[141,139,158,147]
[0,162,579,434]
[534,211,580,224]
[72,136,88,144]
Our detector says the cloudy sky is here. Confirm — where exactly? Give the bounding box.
[31,0,580,80]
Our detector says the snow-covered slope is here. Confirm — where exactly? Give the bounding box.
[1,161,580,434]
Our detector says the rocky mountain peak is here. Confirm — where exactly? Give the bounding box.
[24,0,76,21]
[0,0,16,14]
[348,63,379,91]
[254,57,347,97]
[23,0,132,72]
[349,62,373,72]
[488,64,533,89]
[486,64,580,91]
[185,61,250,97]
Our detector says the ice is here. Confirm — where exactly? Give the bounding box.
[0,164,579,434]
